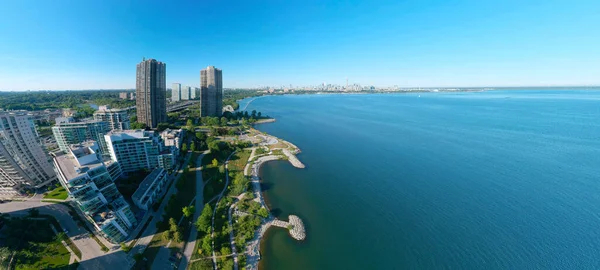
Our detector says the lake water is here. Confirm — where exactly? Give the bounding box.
[243,90,600,269]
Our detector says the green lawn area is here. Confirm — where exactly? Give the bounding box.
[228,150,251,173]
[189,258,214,270]
[2,218,72,270]
[43,186,68,200]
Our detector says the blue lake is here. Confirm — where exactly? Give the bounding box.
[243,90,600,269]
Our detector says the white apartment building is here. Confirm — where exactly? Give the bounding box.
[93,106,131,131]
[53,142,136,242]
[52,119,110,154]
[104,130,175,172]
[0,112,56,196]
[172,83,181,102]
[181,86,191,100]
[132,168,169,210]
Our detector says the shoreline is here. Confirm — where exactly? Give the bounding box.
[244,141,305,270]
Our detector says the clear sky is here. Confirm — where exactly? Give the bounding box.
[0,0,599,90]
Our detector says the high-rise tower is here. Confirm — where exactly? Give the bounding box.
[136,58,167,128]
[172,83,181,102]
[0,112,56,196]
[200,66,223,117]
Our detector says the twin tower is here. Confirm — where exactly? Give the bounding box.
[136,58,223,128]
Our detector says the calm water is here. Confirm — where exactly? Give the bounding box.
[243,90,600,269]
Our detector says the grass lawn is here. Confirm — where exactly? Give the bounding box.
[189,258,214,270]
[228,150,251,173]
[43,186,68,200]
[41,214,82,259]
[3,218,72,270]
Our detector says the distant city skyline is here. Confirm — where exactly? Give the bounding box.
[0,1,599,91]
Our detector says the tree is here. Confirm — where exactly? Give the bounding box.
[195,204,212,233]
[169,218,178,232]
[257,112,262,118]
[201,235,212,253]
[120,242,131,252]
[212,158,218,167]
[173,230,183,243]
[0,247,10,265]
[28,208,39,217]
[162,230,173,241]
[220,117,228,126]
[131,122,147,129]
[251,110,257,118]
[190,141,196,152]
[195,132,206,141]
[257,208,269,218]
[182,143,188,152]
[157,122,170,132]
[187,119,194,128]
[182,205,195,218]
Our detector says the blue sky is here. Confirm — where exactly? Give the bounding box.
[0,0,599,90]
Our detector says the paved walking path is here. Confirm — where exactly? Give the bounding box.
[179,151,207,270]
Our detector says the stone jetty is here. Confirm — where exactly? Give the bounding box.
[272,215,306,240]
[283,149,305,168]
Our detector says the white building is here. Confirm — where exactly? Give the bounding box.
[53,142,136,242]
[104,130,175,172]
[52,119,110,154]
[93,106,131,131]
[160,128,183,149]
[181,86,191,100]
[172,83,181,102]
[132,168,169,210]
[0,112,56,196]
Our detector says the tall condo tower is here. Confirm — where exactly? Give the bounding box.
[172,83,181,102]
[0,112,56,196]
[200,66,223,117]
[136,58,167,128]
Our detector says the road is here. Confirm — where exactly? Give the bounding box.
[0,200,130,269]
[178,151,207,270]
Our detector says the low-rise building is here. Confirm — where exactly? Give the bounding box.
[132,168,169,210]
[53,142,136,242]
[160,128,183,150]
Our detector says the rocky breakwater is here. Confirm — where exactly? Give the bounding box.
[271,215,306,240]
[282,149,305,168]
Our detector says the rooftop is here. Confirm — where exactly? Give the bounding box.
[132,168,167,203]
[55,143,116,180]
[94,105,128,114]
[54,119,104,126]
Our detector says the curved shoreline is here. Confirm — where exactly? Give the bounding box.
[244,152,305,270]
